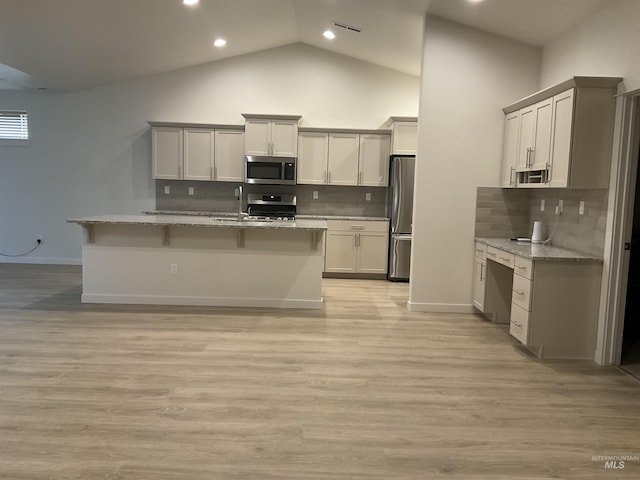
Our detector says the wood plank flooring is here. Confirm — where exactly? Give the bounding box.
[1,264,639,479]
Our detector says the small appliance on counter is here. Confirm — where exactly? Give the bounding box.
[531,221,544,244]
[388,155,415,282]
[246,193,296,221]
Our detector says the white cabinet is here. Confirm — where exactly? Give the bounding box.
[297,131,328,184]
[501,77,620,188]
[359,134,390,187]
[297,130,391,187]
[327,133,359,185]
[151,124,244,182]
[243,115,299,157]
[472,242,487,311]
[500,111,519,187]
[325,220,389,275]
[390,120,417,155]
[152,126,183,180]
[214,129,244,182]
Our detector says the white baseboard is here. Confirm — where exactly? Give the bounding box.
[0,256,82,265]
[406,301,475,314]
[82,293,324,310]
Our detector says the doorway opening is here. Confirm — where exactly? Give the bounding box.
[621,143,640,378]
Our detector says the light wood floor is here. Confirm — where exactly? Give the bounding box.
[1,264,639,479]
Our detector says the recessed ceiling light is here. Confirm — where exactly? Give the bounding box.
[213,38,227,47]
[323,30,336,40]
[183,0,199,6]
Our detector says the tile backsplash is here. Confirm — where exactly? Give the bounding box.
[475,187,608,256]
[155,180,388,218]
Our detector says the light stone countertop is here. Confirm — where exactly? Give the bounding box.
[475,237,602,262]
[68,214,327,231]
[144,210,389,222]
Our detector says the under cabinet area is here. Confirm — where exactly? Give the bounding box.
[150,123,244,181]
[324,219,389,276]
[242,114,300,157]
[500,76,621,189]
[473,239,602,359]
[297,129,390,187]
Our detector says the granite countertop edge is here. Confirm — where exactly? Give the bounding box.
[144,210,389,221]
[68,214,327,231]
[475,237,602,262]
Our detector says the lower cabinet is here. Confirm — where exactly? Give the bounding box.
[325,220,389,275]
[474,241,602,359]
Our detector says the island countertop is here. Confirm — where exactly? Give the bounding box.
[68,214,327,231]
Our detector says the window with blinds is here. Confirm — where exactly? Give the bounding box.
[0,110,29,140]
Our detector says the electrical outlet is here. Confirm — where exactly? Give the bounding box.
[579,200,585,215]
[558,199,564,213]
[365,192,371,201]
[188,187,195,196]
[36,235,43,245]
[170,263,178,275]
[313,191,318,200]
[540,199,545,212]
[234,188,239,197]
[164,185,171,195]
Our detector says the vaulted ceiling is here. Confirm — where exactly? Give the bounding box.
[0,0,612,92]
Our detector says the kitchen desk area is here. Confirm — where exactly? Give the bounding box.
[473,238,603,360]
[68,214,327,309]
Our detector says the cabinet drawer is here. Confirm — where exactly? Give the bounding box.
[513,255,533,279]
[510,303,530,345]
[327,219,389,233]
[474,242,487,260]
[486,246,514,268]
[512,273,532,311]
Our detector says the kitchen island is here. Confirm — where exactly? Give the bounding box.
[68,214,327,309]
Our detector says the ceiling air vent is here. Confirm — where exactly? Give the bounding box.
[332,21,362,34]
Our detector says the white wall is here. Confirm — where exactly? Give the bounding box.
[541,0,640,91]
[408,16,540,312]
[0,43,419,264]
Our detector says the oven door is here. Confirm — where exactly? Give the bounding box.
[245,156,296,185]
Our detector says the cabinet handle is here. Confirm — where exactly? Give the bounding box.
[510,166,515,186]
[526,147,532,167]
[211,166,214,180]
[178,165,182,179]
[476,249,483,254]
[351,225,365,230]
[480,263,485,281]
[324,170,327,183]
[512,320,522,328]
[356,233,361,247]
[515,264,526,269]
[500,256,511,262]
[487,251,496,257]
[358,171,362,184]
[546,162,552,183]
[327,171,331,184]
[514,289,526,295]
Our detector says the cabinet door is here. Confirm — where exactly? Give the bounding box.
[357,232,388,274]
[359,134,390,186]
[214,130,244,182]
[549,89,575,188]
[530,98,553,171]
[328,133,359,186]
[297,131,328,184]
[244,120,270,156]
[271,121,298,157]
[184,128,214,181]
[325,231,357,272]
[501,111,519,187]
[391,122,417,155]
[517,105,535,170]
[472,257,486,311]
[152,127,183,179]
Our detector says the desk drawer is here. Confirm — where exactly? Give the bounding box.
[513,255,533,279]
[486,246,514,268]
[474,242,487,260]
[510,303,530,345]
[512,273,532,311]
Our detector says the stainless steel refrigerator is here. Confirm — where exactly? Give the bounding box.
[388,155,415,281]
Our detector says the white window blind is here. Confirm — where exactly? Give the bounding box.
[0,110,29,140]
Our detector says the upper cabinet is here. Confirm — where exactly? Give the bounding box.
[388,117,418,155]
[500,76,621,188]
[242,114,301,157]
[150,122,244,182]
[297,128,390,187]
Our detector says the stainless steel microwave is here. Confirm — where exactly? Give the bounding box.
[245,156,296,185]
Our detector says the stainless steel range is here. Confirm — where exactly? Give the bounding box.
[246,193,296,221]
